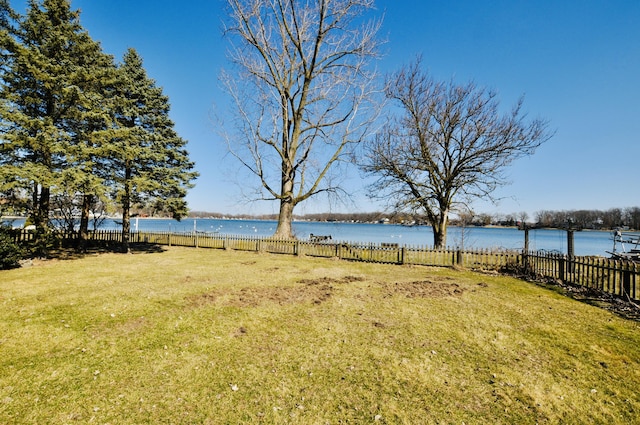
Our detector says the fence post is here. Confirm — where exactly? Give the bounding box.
[634,264,639,301]
[558,255,566,282]
[519,225,530,270]
[400,247,405,265]
[456,250,463,266]
[622,264,632,298]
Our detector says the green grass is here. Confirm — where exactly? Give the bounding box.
[1,246,639,424]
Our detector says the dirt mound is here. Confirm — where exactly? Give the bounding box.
[188,275,363,308]
[230,284,334,307]
[383,279,465,298]
[297,275,364,285]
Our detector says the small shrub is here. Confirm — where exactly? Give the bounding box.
[21,226,61,258]
[0,225,23,269]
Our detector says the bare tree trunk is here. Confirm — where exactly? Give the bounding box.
[30,184,51,257]
[34,185,50,230]
[274,199,294,239]
[433,214,448,249]
[121,195,131,254]
[273,175,295,239]
[121,166,132,253]
[78,194,92,251]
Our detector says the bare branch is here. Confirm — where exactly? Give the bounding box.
[362,57,553,247]
[221,0,384,237]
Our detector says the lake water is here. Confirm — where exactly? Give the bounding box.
[3,217,613,257]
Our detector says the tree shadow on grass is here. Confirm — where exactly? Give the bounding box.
[41,243,167,261]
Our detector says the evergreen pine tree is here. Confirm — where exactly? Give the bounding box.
[0,0,21,208]
[109,48,197,253]
[0,0,115,252]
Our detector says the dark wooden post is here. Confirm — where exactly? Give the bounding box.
[566,229,575,276]
[522,225,530,271]
[622,263,632,298]
[567,229,575,258]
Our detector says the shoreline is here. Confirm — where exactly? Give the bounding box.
[2,215,633,233]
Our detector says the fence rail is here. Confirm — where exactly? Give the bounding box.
[9,229,639,301]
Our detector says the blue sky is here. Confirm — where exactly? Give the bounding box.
[13,1,640,218]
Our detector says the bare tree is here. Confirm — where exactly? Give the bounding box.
[518,211,530,227]
[362,58,552,248]
[624,207,640,230]
[221,0,382,238]
[454,206,475,250]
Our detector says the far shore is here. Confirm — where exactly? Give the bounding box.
[2,215,637,233]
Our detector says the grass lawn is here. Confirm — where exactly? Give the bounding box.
[1,246,639,424]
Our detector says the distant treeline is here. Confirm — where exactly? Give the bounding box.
[529,207,640,230]
[452,207,640,230]
[188,211,392,223]
[189,207,640,231]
